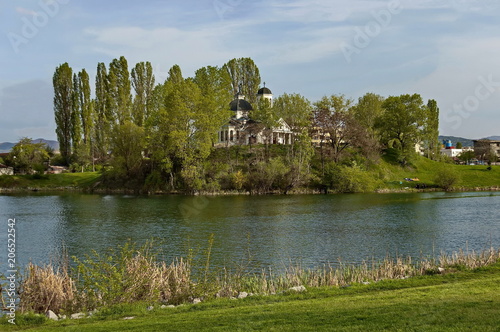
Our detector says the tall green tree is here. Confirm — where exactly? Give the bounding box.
[53,62,74,164]
[273,93,315,188]
[71,73,82,157]
[377,94,426,164]
[131,61,155,127]
[352,93,385,134]
[108,56,132,125]
[111,121,145,177]
[78,69,93,148]
[193,65,233,145]
[223,57,261,103]
[94,62,112,161]
[423,99,440,160]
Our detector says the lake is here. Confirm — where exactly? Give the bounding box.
[1,192,499,274]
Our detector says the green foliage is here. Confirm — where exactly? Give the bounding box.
[377,94,427,165]
[323,162,380,193]
[223,57,261,104]
[53,62,74,164]
[434,166,461,191]
[7,137,49,174]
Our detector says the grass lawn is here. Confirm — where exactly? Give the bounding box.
[4,263,500,331]
[0,172,100,191]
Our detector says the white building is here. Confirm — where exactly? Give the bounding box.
[217,86,293,147]
[0,164,14,175]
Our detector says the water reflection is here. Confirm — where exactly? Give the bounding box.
[0,192,499,274]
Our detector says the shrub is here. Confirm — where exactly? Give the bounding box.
[434,166,460,191]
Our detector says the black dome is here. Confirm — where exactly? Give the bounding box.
[257,87,272,95]
[230,98,253,111]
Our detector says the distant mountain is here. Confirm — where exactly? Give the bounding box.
[0,139,59,153]
[438,136,473,148]
[485,136,500,141]
[0,142,15,153]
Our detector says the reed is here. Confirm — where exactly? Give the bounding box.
[3,244,499,315]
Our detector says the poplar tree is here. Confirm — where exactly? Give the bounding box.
[78,69,93,148]
[193,65,233,145]
[108,56,132,125]
[223,57,261,104]
[94,62,111,161]
[131,61,155,127]
[71,73,82,155]
[53,63,74,165]
[424,99,440,160]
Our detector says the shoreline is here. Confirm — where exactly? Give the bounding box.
[1,185,500,196]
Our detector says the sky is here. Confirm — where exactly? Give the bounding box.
[1,0,500,142]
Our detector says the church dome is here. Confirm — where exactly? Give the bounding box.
[257,87,272,95]
[230,98,253,112]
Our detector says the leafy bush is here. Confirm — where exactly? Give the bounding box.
[324,162,380,193]
[434,166,460,191]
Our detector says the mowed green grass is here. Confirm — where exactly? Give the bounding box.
[0,172,100,190]
[6,263,500,332]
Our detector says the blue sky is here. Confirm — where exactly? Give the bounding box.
[1,0,500,142]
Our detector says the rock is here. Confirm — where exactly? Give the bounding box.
[438,267,445,274]
[123,316,135,320]
[362,281,371,285]
[58,314,67,320]
[71,312,86,319]
[237,292,248,299]
[147,306,154,311]
[192,298,202,304]
[46,310,58,321]
[288,285,307,293]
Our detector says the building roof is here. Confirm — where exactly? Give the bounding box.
[229,98,253,112]
[257,87,272,95]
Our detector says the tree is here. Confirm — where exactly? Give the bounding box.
[193,65,233,146]
[8,138,49,174]
[352,92,385,132]
[131,61,155,127]
[94,62,112,161]
[273,93,315,187]
[71,73,82,157]
[108,56,132,125]
[313,94,369,163]
[377,94,426,165]
[422,99,440,160]
[53,62,74,165]
[78,69,93,148]
[111,121,145,177]
[223,58,261,104]
[457,150,474,164]
[456,142,463,149]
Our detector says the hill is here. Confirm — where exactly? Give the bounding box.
[0,139,59,153]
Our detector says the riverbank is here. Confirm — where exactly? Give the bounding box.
[2,253,500,331]
[1,160,500,195]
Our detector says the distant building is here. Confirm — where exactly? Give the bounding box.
[216,85,293,147]
[0,164,14,175]
[473,139,500,159]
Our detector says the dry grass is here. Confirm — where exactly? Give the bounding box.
[18,263,75,314]
[3,244,500,315]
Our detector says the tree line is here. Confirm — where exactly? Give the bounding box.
[48,56,441,193]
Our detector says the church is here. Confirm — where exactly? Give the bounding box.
[216,85,293,147]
